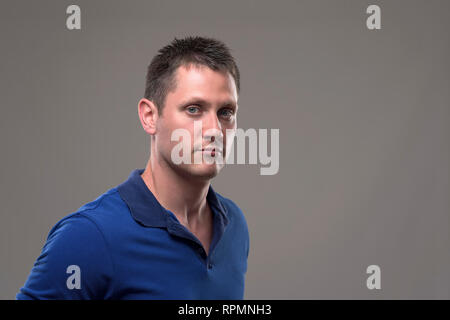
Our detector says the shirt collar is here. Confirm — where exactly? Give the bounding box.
[117,168,228,228]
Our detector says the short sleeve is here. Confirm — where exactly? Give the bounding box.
[16,213,114,300]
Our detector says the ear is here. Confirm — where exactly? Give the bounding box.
[138,98,159,135]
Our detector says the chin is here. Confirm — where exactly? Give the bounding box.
[172,161,224,181]
[188,163,222,180]
[166,153,225,181]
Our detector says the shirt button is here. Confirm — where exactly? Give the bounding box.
[208,263,213,269]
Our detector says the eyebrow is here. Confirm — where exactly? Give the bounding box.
[178,97,238,110]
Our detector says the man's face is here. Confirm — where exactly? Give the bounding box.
[154,64,238,180]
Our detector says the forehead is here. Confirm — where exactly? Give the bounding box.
[169,64,238,102]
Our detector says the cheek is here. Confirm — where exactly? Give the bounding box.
[157,117,197,155]
[156,120,171,142]
[159,114,188,137]
[156,119,178,153]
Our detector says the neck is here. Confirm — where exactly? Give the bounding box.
[140,152,210,228]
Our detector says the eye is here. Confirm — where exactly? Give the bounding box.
[218,108,235,119]
[186,106,200,114]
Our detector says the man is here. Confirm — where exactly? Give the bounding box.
[17,36,249,299]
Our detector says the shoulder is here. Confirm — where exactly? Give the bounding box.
[59,187,132,234]
[17,206,117,299]
[43,188,126,268]
[45,187,134,255]
[16,189,123,299]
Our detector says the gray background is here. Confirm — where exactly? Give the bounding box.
[1,0,449,299]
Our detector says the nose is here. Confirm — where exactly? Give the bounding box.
[203,112,223,142]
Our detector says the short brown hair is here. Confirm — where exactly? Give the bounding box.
[144,36,240,113]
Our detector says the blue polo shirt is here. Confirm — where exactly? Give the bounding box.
[16,168,249,299]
